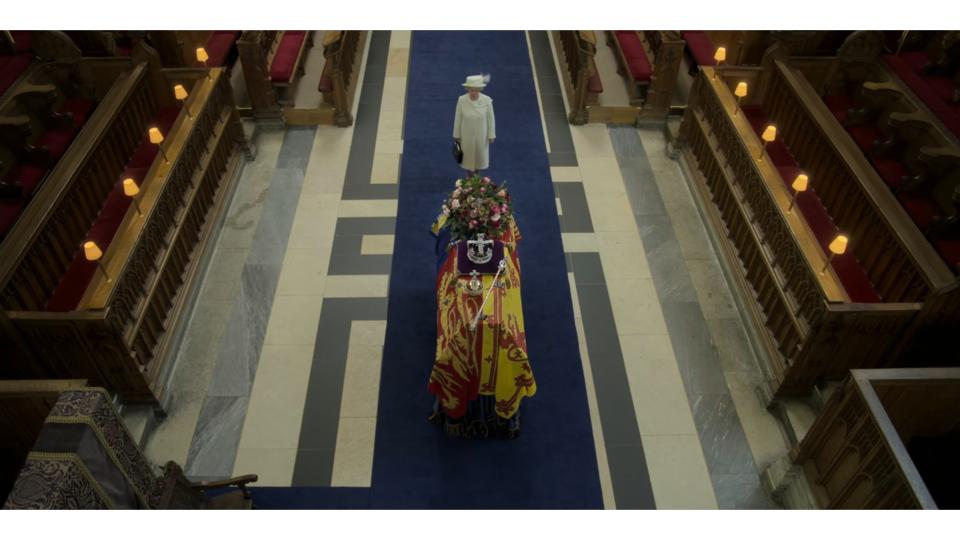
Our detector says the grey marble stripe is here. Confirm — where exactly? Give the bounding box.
[610,125,776,509]
[329,217,397,275]
[343,31,399,201]
[569,252,656,509]
[554,182,593,233]
[185,127,318,479]
[528,31,577,164]
[292,297,388,486]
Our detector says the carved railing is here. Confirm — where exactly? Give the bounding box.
[0,63,246,404]
[324,31,366,127]
[680,67,922,395]
[796,368,960,509]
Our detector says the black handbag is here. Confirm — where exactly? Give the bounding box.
[453,139,463,164]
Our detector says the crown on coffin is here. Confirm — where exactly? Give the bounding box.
[466,233,494,264]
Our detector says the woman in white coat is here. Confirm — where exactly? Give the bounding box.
[453,74,496,174]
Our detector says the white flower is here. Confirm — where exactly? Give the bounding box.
[451,199,460,209]
[441,204,450,216]
[491,213,501,222]
[455,179,463,187]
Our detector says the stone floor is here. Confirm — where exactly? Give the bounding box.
[138,30,787,509]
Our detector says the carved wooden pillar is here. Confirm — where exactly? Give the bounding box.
[148,31,187,67]
[643,31,685,118]
[568,32,594,125]
[237,31,283,123]
[324,32,353,127]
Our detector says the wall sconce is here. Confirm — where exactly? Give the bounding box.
[148,127,168,163]
[758,124,777,161]
[196,47,212,80]
[713,46,727,80]
[123,178,142,216]
[733,81,748,116]
[822,234,849,274]
[173,84,192,119]
[787,173,808,212]
[83,240,111,283]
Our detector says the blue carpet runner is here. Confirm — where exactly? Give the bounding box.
[252,30,603,509]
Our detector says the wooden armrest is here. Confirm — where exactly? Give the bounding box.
[192,474,259,490]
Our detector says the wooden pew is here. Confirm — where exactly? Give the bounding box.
[555,31,599,125]
[267,31,313,105]
[794,368,960,509]
[319,31,366,127]
[606,31,653,106]
[0,43,249,405]
[679,61,958,398]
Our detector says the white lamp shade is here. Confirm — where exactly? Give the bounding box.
[83,241,103,261]
[761,125,777,142]
[714,46,727,63]
[792,174,809,192]
[148,127,164,144]
[734,82,748,98]
[173,84,188,101]
[123,178,139,197]
[196,47,209,63]
[829,235,849,255]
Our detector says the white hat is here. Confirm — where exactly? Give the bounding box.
[462,73,490,88]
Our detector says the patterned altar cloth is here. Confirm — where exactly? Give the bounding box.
[428,217,536,437]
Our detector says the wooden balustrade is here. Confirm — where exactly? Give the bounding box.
[680,67,924,396]
[796,368,960,509]
[640,31,685,118]
[0,53,247,404]
[556,31,596,125]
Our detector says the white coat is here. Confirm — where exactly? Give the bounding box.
[453,93,496,171]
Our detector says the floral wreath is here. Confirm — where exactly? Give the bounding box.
[440,174,512,242]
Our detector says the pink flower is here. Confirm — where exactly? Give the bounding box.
[453,188,462,197]
[482,177,491,184]
[501,204,508,213]
[469,220,477,229]
[470,210,478,218]
[498,189,506,198]
[491,213,501,222]
[451,199,460,209]
[480,187,486,194]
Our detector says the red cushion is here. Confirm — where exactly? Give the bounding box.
[0,200,25,237]
[0,54,32,96]
[897,194,940,230]
[869,156,907,190]
[884,55,951,116]
[10,164,47,196]
[60,98,95,128]
[38,127,76,160]
[934,239,960,272]
[823,94,856,124]
[203,32,238,68]
[269,31,307,83]
[846,125,884,153]
[899,51,930,75]
[615,32,652,82]
[9,31,32,53]
[926,76,959,105]
[682,31,717,67]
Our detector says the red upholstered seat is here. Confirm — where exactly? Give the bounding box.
[269,31,307,83]
[927,76,959,105]
[0,200,25,237]
[615,32,653,82]
[897,194,941,231]
[38,127,76,160]
[681,31,717,67]
[846,125,884,153]
[10,164,47,196]
[9,31,33,53]
[900,51,930,74]
[204,31,238,68]
[0,54,33,96]
[823,94,856,124]
[934,239,960,272]
[60,98,95,128]
[869,156,908,190]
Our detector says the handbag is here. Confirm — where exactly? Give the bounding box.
[453,139,463,164]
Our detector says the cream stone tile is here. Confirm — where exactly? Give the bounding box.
[562,232,599,253]
[550,166,582,182]
[287,195,339,250]
[725,370,789,471]
[579,157,626,194]
[331,418,377,487]
[263,296,324,345]
[350,320,388,348]
[232,448,297,487]
[597,232,652,278]
[568,273,582,319]
[571,124,616,157]
[339,344,383,418]
[239,344,314,449]
[620,334,697,436]
[605,278,658,306]
[370,153,400,184]
[374,138,403,154]
[389,31,411,49]
[322,275,390,298]
[588,196,636,232]
[610,297,668,335]
[311,126,354,155]
[142,394,204,466]
[555,197,563,216]
[276,247,331,296]
[381,77,408,110]
[360,234,395,256]
[338,199,398,218]
[201,248,248,301]
[377,114,404,141]
[301,164,348,196]
[641,434,718,509]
